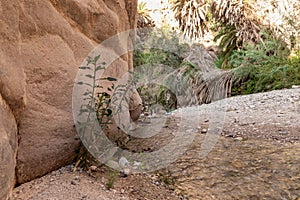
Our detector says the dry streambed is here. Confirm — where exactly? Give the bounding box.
[13,88,300,199]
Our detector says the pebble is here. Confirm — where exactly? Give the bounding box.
[201,129,207,134]
[279,131,287,135]
[119,157,129,168]
[122,167,131,176]
[89,165,97,171]
[239,122,249,126]
[133,161,141,167]
[234,137,244,141]
[225,134,234,138]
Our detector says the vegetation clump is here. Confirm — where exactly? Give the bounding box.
[170,0,300,96]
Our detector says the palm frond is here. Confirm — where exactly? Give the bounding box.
[172,0,210,40]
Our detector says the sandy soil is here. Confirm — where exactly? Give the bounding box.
[12,164,180,200]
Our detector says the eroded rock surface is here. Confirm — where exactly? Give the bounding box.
[0,0,139,185]
[0,95,18,200]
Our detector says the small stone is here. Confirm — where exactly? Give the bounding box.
[71,180,76,185]
[201,129,207,134]
[240,122,249,126]
[226,134,234,138]
[279,131,287,135]
[122,168,131,176]
[120,189,125,194]
[226,108,233,112]
[101,177,106,183]
[119,157,129,168]
[133,161,141,167]
[89,165,97,171]
[234,137,244,141]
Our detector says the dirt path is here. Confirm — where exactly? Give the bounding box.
[13,88,300,199]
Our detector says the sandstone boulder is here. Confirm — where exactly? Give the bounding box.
[0,95,18,200]
[0,0,139,184]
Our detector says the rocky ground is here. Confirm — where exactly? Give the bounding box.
[12,164,180,200]
[12,88,300,199]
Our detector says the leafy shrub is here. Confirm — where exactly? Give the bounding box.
[134,28,193,111]
[228,34,300,95]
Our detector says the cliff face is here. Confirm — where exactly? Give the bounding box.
[0,94,18,200]
[0,0,138,197]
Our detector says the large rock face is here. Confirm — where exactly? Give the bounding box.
[0,95,18,200]
[0,0,138,186]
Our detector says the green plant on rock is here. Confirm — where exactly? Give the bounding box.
[74,55,117,170]
[95,83,115,128]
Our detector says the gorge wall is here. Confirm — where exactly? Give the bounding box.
[0,0,138,198]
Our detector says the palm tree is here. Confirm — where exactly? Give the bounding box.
[172,0,262,44]
[172,0,300,50]
[167,0,263,104]
[255,0,300,52]
[172,0,210,40]
[137,2,155,28]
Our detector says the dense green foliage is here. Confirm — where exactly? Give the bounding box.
[171,0,300,68]
[227,34,300,95]
[133,47,184,111]
[134,29,195,111]
[138,1,300,103]
[134,49,184,69]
